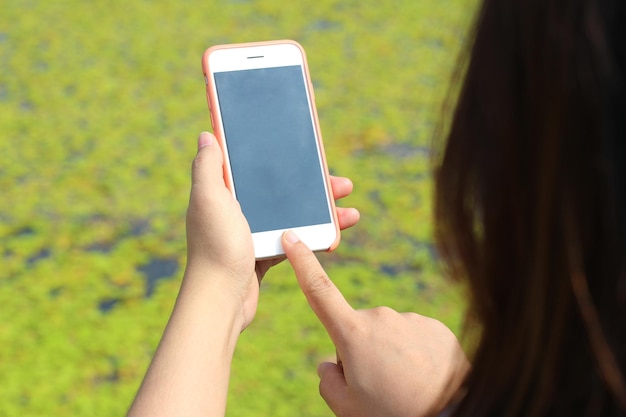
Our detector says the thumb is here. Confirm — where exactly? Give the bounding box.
[318,362,350,416]
[190,131,225,190]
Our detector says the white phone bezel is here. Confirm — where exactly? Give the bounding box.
[205,42,338,259]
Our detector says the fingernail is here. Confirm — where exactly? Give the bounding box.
[317,362,333,377]
[317,362,326,377]
[284,230,300,244]
[198,132,213,149]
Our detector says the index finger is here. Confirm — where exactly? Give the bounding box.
[329,176,353,201]
[282,231,356,343]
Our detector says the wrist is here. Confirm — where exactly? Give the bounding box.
[179,265,248,338]
[127,266,246,417]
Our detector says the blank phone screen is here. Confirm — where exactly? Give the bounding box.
[214,65,331,233]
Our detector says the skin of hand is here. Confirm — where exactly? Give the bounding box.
[127,132,359,417]
[186,131,361,330]
[282,231,470,417]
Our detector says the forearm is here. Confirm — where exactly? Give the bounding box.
[127,266,245,417]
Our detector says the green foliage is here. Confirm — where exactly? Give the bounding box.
[0,0,476,415]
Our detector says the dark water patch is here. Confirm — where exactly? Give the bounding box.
[35,59,48,72]
[98,298,121,313]
[64,84,76,96]
[380,264,402,277]
[0,83,8,101]
[422,37,444,50]
[20,100,34,111]
[379,263,424,278]
[49,286,63,298]
[350,276,363,286]
[85,242,114,254]
[129,219,151,237]
[377,238,439,278]
[13,226,35,237]
[411,239,438,260]
[418,74,438,88]
[92,356,120,384]
[309,19,342,31]
[17,394,29,407]
[352,143,431,160]
[285,368,297,380]
[26,248,51,266]
[368,190,384,209]
[379,143,431,159]
[139,258,179,297]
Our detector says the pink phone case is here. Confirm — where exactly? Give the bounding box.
[201,40,341,253]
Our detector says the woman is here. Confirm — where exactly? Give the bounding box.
[434,0,626,415]
[127,0,626,415]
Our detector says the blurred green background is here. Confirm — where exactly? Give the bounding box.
[0,0,476,415]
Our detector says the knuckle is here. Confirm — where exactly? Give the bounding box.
[305,270,334,295]
[318,379,328,397]
[370,305,396,319]
[421,316,456,341]
[188,184,211,207]
[410,312,449,331]
[191,153,206,171]
[319,384,350,417]
[400,311,422,321]
[425,315,448,331]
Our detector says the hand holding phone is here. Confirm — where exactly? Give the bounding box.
[126,131,360,416]
[202,40,340,259]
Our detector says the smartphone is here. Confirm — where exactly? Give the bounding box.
[202,40,340,259]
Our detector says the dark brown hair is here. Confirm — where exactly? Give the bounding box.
[435,0,626,415]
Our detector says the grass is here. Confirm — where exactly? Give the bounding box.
[0,0,476,415]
